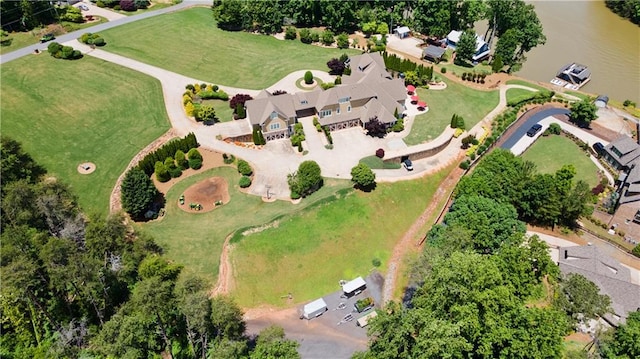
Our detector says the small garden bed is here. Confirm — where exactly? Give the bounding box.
[355,297,374,313]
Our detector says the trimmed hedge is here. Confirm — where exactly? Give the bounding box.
[138,133,198,176]
[239,176,252,188]
[237,159,252,176]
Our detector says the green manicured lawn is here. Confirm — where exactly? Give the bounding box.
[440,62,492,78]
[100,7,359,89]
[506,87,536,103]
[202,99,234,122]
[405,79,499,145]
[359,155,401,169]
[506,79,548,92]
[0,55,170,216]
[231,165,453,307]
[0,18,108,55]
[564,90,591,101]
[138,167,353,283]
[521,135,600,188]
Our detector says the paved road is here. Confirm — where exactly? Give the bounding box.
[0,0,210,64]
[500,108,570,150]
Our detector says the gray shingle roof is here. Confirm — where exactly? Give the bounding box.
[423,45,446,59]
[559,246,640,325]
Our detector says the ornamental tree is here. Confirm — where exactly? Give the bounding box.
[287,160,322,198]
[351,163,376,190]
[365,116,387,138]
[569,99,597,127]
[326,58,345,75]
[229,93,253,109]
[121,167,159,218]
[304,71,313,85]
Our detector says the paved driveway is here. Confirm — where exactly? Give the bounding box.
[75,1,126,21]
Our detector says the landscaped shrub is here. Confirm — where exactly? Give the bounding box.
[188,158,202,170]
[134,0,149,9]
[239,176,252,188]
[187,148,202,161]
[299,28,312,44]
[335,76,342,85]
[60,6,83,23]
[461,134,475,149]
[321,29,335,46]
[285,26,297,40]
[450,114,465,130]
[291,123,305,147]
[320,82,335,90]
[304,71,313,85]
[186,84,195,91]
[376,148,385,158]
[336,33,349,49]
[310,31,320,43]
[222,153,235,164]
[119,0,136,11]
[313,117,321,131]
[168,166,182,178]
[175,150,188,169]
[155,161,170,182]
[138,133,198,175]
[441,67,447,73]
[252,126,266,145]
[79,33,106,46]
[47,42,82,60]
[229,93,253,109]
[196,105,216,122]
[392,119,404,132]
[237,159,252,176]
[235,103,246,119]
[459,160,470,170]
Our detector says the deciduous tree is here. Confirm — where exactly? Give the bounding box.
[351,163,376,190]
[455,29,477,65]
[569,99,598,127]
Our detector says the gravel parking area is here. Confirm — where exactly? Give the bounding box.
[246,272,384,359]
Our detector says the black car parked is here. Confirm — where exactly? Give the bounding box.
[526,124,543,137]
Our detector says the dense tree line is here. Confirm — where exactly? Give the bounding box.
[1,136,299,358]
[456,149,593,228]
[0,0,57,31]
[355,148,611,358]
[605,0,640,25]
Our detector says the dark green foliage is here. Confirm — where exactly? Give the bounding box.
[137,133,198,176]
[553,273,612,325]
[544,123,561,136]
[623,99,637,107]
[222,153,236,164]
[351,163,376,190]
[79,32,106,46]
[450,113,465,129]
[287,160,322,198]
[506,89,554,107]
[392,118,404,132]
[322,126,333,144]
[461,134,475,149]
[290,123,305,147]
[123,167,160,217]
[454,29,477,65]
[284,26,297,40]
[336,32,349,49]
[299,28,313,44]
[605,0,640,25]
[492,54,504,73]
[321,29,335,45]
[47,42,82,60]
[633,244,640,258]
[239,176,252,188]
[187,148,202,161]
[236,103,247,119]
[236,159,252,176]
[252,126,266,145]
[154,161,171,182]
[569,99,598,127]
[189,158,203,170]
[304,70,313,84]
[598,310,640,358]
[174,150,188,170]
[251,325,300,359]
[1,136,46,187]
[60,6,83,22]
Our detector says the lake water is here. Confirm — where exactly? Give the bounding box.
[518,1,640,103]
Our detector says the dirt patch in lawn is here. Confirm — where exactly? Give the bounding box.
[77,162,96,174]
[179,176,230,213]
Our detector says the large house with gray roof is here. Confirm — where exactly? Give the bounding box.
[244,52,406,141]
[601,136,640,206]
[559,245,640,326]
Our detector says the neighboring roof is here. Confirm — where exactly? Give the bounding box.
[604,136,640,167]
[596,95,609,103]
[559,246,640,325]
[620,165,640,204]
[343,276,367,294]
[446,30,487,52]
[423,45,446,59]
[395,26,410,34]
[303,298,327,314]
[246,94,296,126]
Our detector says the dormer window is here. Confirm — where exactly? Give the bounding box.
[301,100,308,104]
[270,111,278,120]
[338,97,350,103]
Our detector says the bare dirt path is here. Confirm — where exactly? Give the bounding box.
[381,159,465,304]
[211,233,234,296]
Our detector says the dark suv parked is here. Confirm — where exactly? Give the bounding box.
[526,124,542,137]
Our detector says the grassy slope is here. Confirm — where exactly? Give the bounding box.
[138,167,353,283]
[406,79,499,145]
[506,79,548,92]
[506,87,535,103]
[232,166,451,307]
[0,55,169,216]
[100,7,359,89]
[521,135,600,188]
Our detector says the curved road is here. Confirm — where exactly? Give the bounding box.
[500,107,570,150]
[0,0,211,64]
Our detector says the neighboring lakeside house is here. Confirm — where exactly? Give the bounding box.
[601,136,640,207]
[445,30,490,62]
[558,246,640,327]
[245,52,406,141]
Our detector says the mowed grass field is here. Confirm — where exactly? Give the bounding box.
[138,166,353,284]
[0,55,170,216]
[521,135,600,188]
[406,79,499,145]
[231,165,453,307]
[100,7,359,89]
